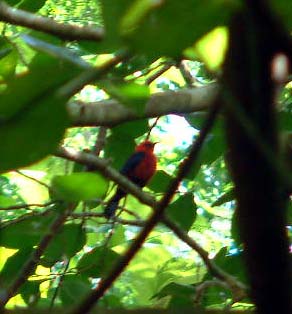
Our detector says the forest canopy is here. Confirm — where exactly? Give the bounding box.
[0,1,291,314]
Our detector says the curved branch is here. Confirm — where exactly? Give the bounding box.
[68,84,219,127]
[0,1,104,41]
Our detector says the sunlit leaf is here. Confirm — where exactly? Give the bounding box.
[0,247,33,286]
[52,172,108,202]
[0,54,80,172]
[122,0,238,57]
[193,27,229,70]
[100,81,150,114]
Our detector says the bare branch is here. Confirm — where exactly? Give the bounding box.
[68,84,219,127]
[55,147,157,208]
[0,1,104,41]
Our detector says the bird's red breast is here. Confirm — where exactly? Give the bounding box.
[128,140,157,184]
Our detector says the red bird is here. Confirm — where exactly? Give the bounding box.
[104,140,157,218]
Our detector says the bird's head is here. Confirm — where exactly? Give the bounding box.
[135,140,157,153]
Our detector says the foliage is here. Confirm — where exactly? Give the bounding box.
[0,1,291,314]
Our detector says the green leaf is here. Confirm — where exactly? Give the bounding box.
[59,275,91,306]
[149,170,172,193]
[100,0,132,51]
[41,224,86,267]
[107,225,126,247]
[202,247,248,306]
[100,81,150,114]
[52,172,108,202]
[122,0,238,58]
[77,247,121,278]
[0,247,33,286]
[0,54,79,172]
[17,0,47,12]
[154,282,196,300]
[0,49,18,79]
[0,214,55,249]
[166,194,197,231]
[19,280,40,306]
[204,247,248,283]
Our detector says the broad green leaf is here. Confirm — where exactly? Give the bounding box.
[19,280,40,306]
[107,225,126,247]
[4,0,20,6]
[154,282,196,300]
[149,170,172,193]
[166,194,197,231]
[0,247,33,286]
[100,0,132,51]
[17,0,47,12]
[193,27,229,70]
[202,247,248,306]
[0,214,55,249]
[59,275,91,306]
[122,0,238,58]
[100,81,150,114]
[77,247,121,278]
[41,224,86,267]
[52,172,108,202]
[204,247,248,283]
[0,54,80,172]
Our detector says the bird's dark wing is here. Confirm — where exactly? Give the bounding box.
[120,151,145,175]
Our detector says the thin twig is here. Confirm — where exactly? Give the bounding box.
[0,1,104,41]
[58,51,129,99]
[15,170,51,190]
[93,127,108,157]
[0,201,57,211]
[49,258,71,311]
[145,63,172,85]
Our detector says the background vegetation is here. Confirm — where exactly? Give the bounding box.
[0,1,291,314]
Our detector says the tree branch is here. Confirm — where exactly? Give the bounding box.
[70,100,227,314]
[0,1,104,41]
[67,83,219,127]
[0,203,75,308]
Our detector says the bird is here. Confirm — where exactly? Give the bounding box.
[104,140,157,218]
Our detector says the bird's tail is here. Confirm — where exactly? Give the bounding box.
[104,200,119,218]
[104,189,125,218]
